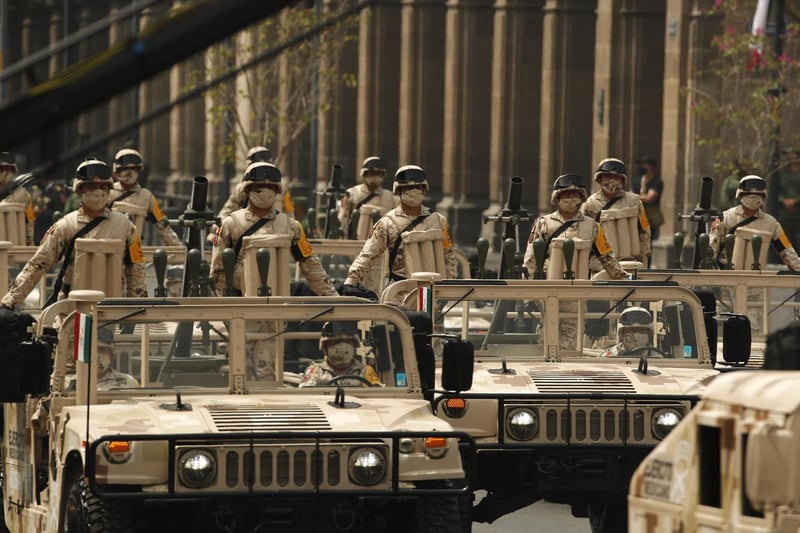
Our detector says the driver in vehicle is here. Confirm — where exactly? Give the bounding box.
[602,307,656,357]
[299,322,381,387]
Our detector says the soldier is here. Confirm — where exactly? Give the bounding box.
[581,158,651,272]
[601,307,655,357]
[216,146,295,220]
[0,151,36,245]
[210,161,338,296]
[337,156,396,239]
[523,173,628,280]
[298,322,381,387]
[344,165,457,301]
[0,158,147,309]
[709,175,800,270]
[109,148,183,246]
[95,327,140,390]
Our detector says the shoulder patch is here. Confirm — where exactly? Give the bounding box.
[295,223,313,258]
[150,197,166,222]
[129,231,144,263]
[595,224,613,256]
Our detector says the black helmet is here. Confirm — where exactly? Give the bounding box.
[393,165,429,194]
[0,152,17,170]
[318,321,361,351]
[113,148,144,171]
[246,146,273,164]
[73,158,113,193]
[242,162,282,192]
[550,173,588,205]
[361,156,386,176]
[594,158,627,185]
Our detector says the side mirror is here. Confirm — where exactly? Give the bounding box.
[721,315,751,365]
[441,339,474,392]
[0,338,51,402]
[745,423,796,511]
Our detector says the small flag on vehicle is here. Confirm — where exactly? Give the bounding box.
[418,286,433,315]
[73,312,92,363]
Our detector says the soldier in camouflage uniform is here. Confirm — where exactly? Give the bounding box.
[581,158,651,272]
[1,158,147,309]
[0,152,36,245]
[344,165,457,303]
[108,148,182,246]
[524,174,628,350]
[210,161,337,296]
[601,307,655,357]
[216,146,295,220]
[95,327,139,390]
[299,322,381,387]
[337,156,397,239]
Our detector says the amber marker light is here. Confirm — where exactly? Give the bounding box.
[424,436,448,458]
[442,397,468,418]
[107,441,131,453]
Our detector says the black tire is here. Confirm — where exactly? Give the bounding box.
[413,480,471,533]
[64,478,134,533]
[587,501,627,533]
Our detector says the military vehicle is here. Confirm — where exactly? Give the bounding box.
[383,277,750,532]
[0,291,475,532]
[629,370,800,532]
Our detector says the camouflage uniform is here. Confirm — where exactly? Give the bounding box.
[1,207,147,308]
[523,210,627,280]
[97,370,140,390]
[337,182,396,239]
[218,179,295,219]
[109,182,182,246]
[0,186,36,245]
[298,359,381,387]
[345,205,457,295]
[581,190,651,272]
[211,206,337,296]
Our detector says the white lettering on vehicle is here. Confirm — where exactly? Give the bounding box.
[643,457,673,500]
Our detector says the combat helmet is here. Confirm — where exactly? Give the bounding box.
[113,148,144,172]
[736,175,767,199]
[550,173,588,205]
[392,165,429,194]
[594,158,627,185]
[73,158,113,194]
[318,321,361,351]
[361,156,386,177]
[242,162,282,193]
[246,146,273,164]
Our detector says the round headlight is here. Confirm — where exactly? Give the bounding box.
[178,450,217,489]
[506,408,538,441]
[652,408,682,440]
[349,448,386,486]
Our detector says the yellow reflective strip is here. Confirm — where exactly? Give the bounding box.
[283,190,294,213]
[151,198,166,222]
[443,225,453,249]
[780,229,792,249]
[639,202,650,229]
[129,231,144,263]
[26,198,35,222]
[595,224,612,255]
[296,224,313,257]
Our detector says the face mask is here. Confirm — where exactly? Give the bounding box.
[621,330,651,351]
[118,169,139,185]
[364,176,383,190]
[0,170,12,185]
[558,197,582,214]
[326,341,355,369]
[81,188,109,211]
[400,188,424,207]
[600,176,623,195]
[741,194,764,211]
[249,188,277,210]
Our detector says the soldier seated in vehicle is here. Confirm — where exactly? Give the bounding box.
[602,307,662,357]
[299,322,381,387]
[66,327,139,390]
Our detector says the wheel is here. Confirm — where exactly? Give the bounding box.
[620,345,671,358]
[587,501,628,533]
[412,480,471,533]
[64,478,134,533]
[323,374,377,387]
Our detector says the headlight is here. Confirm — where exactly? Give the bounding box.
[652,408,682,440]
[348,447,386,486]
[178,450,217,489]
[506,408,538,441]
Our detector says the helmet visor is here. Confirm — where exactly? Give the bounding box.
[395,168,426,186]
[77,163,112,180]
[596,160,626,175]
[245,165,280,183]
[740,178,766,192]
[554,174,585,189]
[619,308,652,326]
[115,153,143,167]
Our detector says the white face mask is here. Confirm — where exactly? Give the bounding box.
[0,170,13,185]
[326,341,355,369]
[81,188,110,211]
[558,197,582,214]
[364,176,383,190]
[741,194,764,211]
[118,169,139,185]
[249,188,277,210]
[400,188,424,207]
[621,330,651,351]
[600,175,623,196]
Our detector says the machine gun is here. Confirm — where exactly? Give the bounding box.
[677,176,721,269]
[482,176,531,278]
[316,164,348,239]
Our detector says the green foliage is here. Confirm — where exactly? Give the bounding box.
[201,2,357,166]
[691,0,800,179]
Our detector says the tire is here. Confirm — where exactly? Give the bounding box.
[413,480,472,533]
[64,478,134,533]
[587,501,628,533]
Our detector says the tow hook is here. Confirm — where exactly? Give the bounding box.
[331,505,356,531]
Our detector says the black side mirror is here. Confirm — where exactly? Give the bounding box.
[441,339,474,392]
[721,315,751,366]
[0,338,51,402]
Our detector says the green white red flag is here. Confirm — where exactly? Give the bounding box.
[73,312,92,363]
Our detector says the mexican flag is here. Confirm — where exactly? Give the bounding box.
[73,312,92,363]
[418,286,433,315]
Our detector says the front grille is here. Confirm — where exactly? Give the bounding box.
[208,405,331,432]
[528,370,636,393]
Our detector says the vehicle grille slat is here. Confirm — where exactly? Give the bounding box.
[528,371,636,393]
[208,405,331,432]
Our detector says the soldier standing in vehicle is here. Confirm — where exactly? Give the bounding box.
[709,175,800,270]
[0,158,146,309]
[343,165,458,302]
[298,322,381,387]
[0,151,36,245]
[337,156,396,240]
[216,146,295,220]
[210,161,337,296]
[581,158,651,272]
[108,148,183,246]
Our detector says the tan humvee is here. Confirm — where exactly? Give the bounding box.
[629,370,800,532]
[0,291,474,532]
[383,277,750,532]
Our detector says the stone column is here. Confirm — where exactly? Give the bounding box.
[483,0,545,251]
[108,4,138,154]
[75,6,109,154]
[168,54,206,197]
[356,0,402,174]
[538,0,597,214]
[440,0,494,247]
[398,0,446,194]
